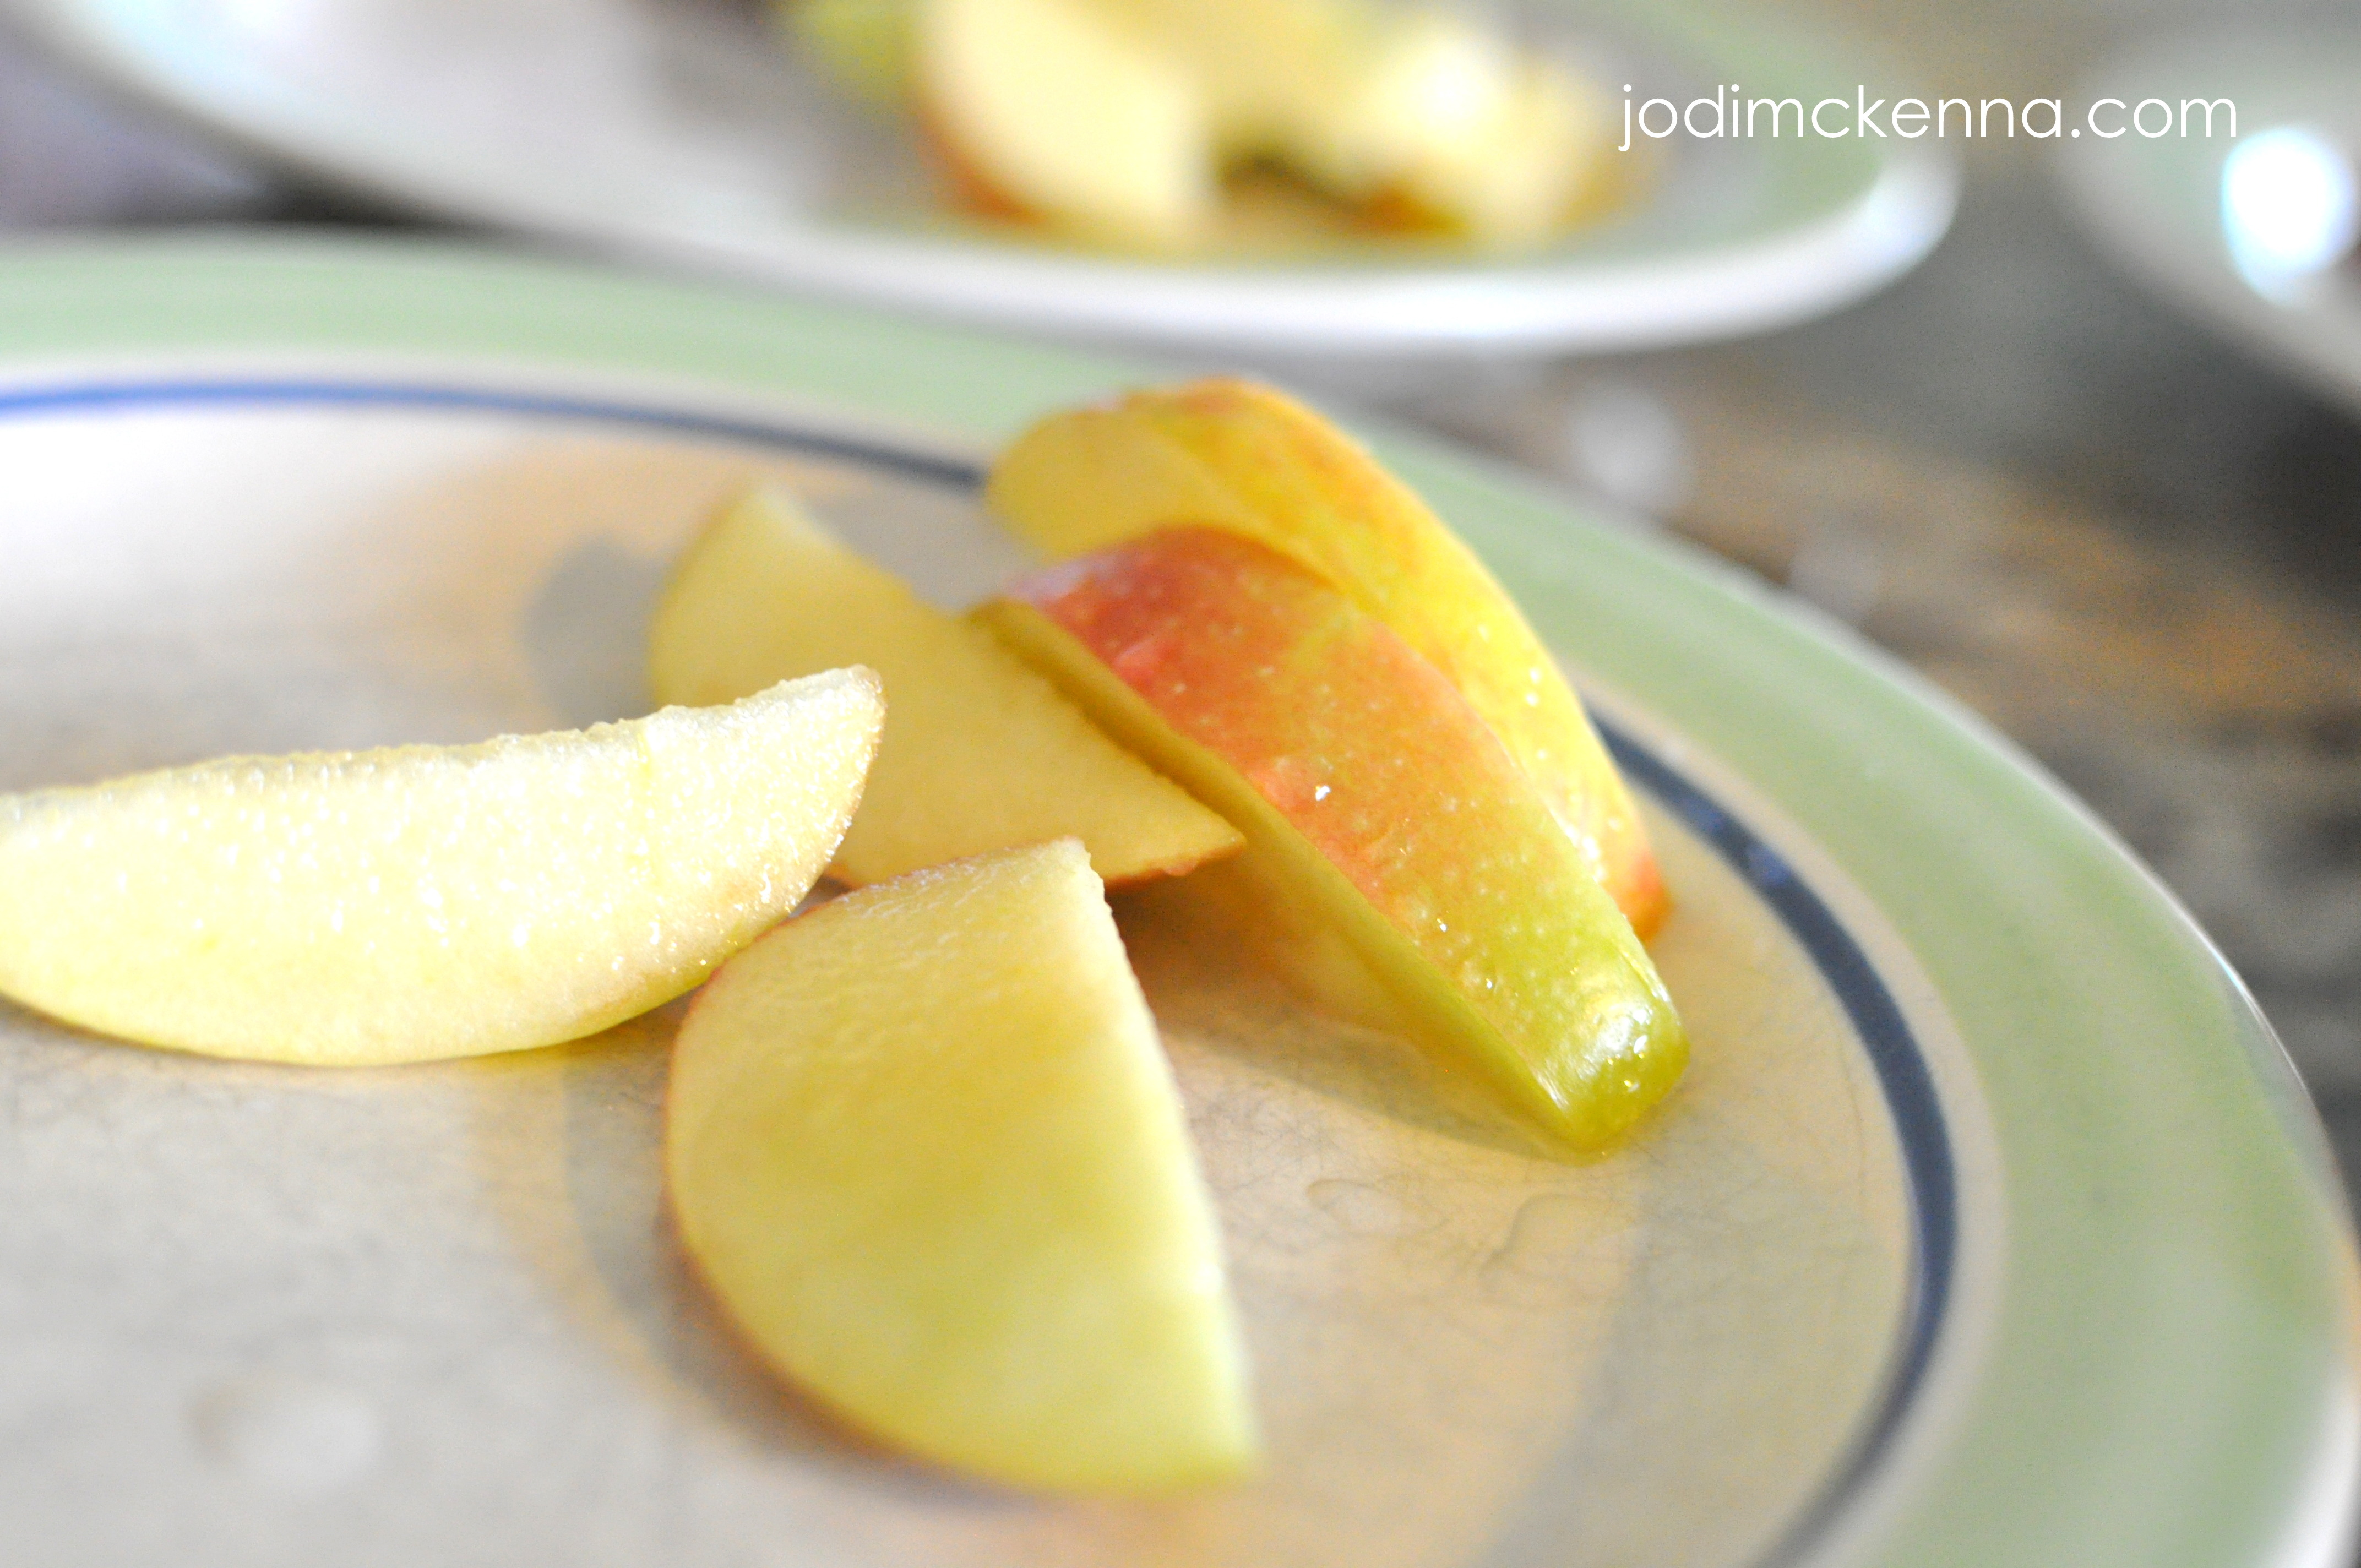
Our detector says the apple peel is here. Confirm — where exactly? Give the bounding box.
[981,527,1685,1147]
[987,377,1669,937]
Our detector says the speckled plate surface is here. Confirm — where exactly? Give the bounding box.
[0,0,1954,355]
[0,236,2350,1567]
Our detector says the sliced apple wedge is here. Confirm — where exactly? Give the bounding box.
[1112,0,1611,246]
[916,0,1212,248]
[859,0,1608,249]
[667,838,1255,1491]
[0,672,883,1066]
[987,376,1668,936]
[980,529,1685,1147]
[1296,8,1612,246]
[647,487,1239,886]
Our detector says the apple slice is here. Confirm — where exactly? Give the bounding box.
[986,377,1668,937]
[980,528,1685,1147]
[1321,14,1612,247]
[646,487,1239,886]
[1114,0,1608,247]
[0,672,883,1066]
[916,0,1212,248]
[667,838,1255,1491]
[814,0,1609,251]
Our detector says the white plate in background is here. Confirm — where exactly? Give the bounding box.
[1,0,1954,354]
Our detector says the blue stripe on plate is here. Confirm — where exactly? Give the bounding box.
[0,378,989,489]
[1,375,1955,1558]
[1601,724,1955,1564]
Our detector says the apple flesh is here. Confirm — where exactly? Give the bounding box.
[894,0,1607,249]
[987,376,1669,937]
[666,838,1255,1491]
[980,528,1685,1147]
[916,0,1211,248]
[646,487,1239,886]
[0,671,883,1066]
[1109,0,1611,246]
[1287,6,1611,245]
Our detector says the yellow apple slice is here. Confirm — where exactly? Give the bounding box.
[801,0,1609,249]
[667,838,1255,1491]
[916,0,1212,248]
[0,672,883,1066]
[1119,0,1606,246]
[980,528,1685,1147]
[987,376,1669,936]
[647,487,1239,886]
[1095,0,1362,158]
[1324,14,1611,247]
[1277,7,1513,200]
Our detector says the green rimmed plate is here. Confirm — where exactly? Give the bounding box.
[0,235,2348,1567]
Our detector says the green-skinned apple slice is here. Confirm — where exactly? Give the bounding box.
[977,527,1684,1146]
[986,377,1668,937]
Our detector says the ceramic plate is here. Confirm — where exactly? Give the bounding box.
[2056,35,2361,419]
[0,236,2351,1568]
[0,0,1955,355]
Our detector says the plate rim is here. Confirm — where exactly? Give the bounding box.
[0,232,2352,1568]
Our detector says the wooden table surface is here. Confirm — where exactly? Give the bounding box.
[3,3,2357,1229]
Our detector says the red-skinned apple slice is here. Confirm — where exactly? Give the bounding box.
[986,377,1669,937]
[977,527,1685,1147]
